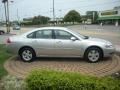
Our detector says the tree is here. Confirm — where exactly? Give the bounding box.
[32,15,50,25]
[63,10,81,24]
[81,15,87,22]
[32,16,40,24]
[86,11,98,23]
[22,15,50,25]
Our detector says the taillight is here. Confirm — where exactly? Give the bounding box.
[7,37,11,43]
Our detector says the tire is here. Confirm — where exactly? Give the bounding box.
[19,47,36,62]
[84,47,103,63]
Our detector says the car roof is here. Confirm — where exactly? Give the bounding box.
[34,27,68,30]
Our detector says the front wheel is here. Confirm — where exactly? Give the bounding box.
[19,48,35,62]
[84,47,103,63]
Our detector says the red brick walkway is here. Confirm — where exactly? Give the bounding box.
[4,55,120,78]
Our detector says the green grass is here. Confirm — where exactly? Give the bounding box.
[26,69,120,90]
[0,44,11,79]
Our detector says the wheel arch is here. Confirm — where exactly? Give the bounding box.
[84,46,104,58]
[18,46,36,56]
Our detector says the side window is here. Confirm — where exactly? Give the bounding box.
[27,32,35,38]
[35,30,52,39]
[36,30,42,38]
[55,30,73,40]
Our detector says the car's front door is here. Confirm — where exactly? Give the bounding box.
[54,30,82,56]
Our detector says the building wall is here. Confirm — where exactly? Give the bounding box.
[98,6,120,26]
[98,6,120,18]
[114,6,120,16]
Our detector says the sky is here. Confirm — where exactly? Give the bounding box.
[0,0,120,21]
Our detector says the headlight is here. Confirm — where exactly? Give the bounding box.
[105,43,113,48]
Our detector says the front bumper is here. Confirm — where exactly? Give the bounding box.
[103,47,115,57]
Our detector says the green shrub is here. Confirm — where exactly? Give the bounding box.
[26,70,120,90]
[0,75,27,90]
[0,44,11,78]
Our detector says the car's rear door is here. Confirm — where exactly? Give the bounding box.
[33,29,55,56]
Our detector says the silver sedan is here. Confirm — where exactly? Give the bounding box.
[7,27,115,62]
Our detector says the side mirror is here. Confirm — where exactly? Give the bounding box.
[71,37,76,41]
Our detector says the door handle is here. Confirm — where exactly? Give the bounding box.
[57,41,62,43]
[32,40,37,43]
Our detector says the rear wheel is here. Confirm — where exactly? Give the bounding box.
[84,47,103,63]
[19,47,35,62]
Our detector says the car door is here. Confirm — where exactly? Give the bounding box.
[54,30,82,56]
[33,29,55,56]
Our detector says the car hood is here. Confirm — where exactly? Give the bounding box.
[86,37,112,44]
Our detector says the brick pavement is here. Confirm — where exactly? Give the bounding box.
[4,55,120,78]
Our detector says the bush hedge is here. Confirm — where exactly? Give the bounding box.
[26,70,120,90]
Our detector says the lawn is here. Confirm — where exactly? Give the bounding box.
[0,44,11,79]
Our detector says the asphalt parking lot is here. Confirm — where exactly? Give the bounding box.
[68,25,120,45]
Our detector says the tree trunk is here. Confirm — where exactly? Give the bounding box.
[73,22,74,24]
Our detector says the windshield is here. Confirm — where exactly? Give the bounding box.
[69,29,89,39]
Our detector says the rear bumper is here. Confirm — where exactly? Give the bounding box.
[6,44,19,55]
